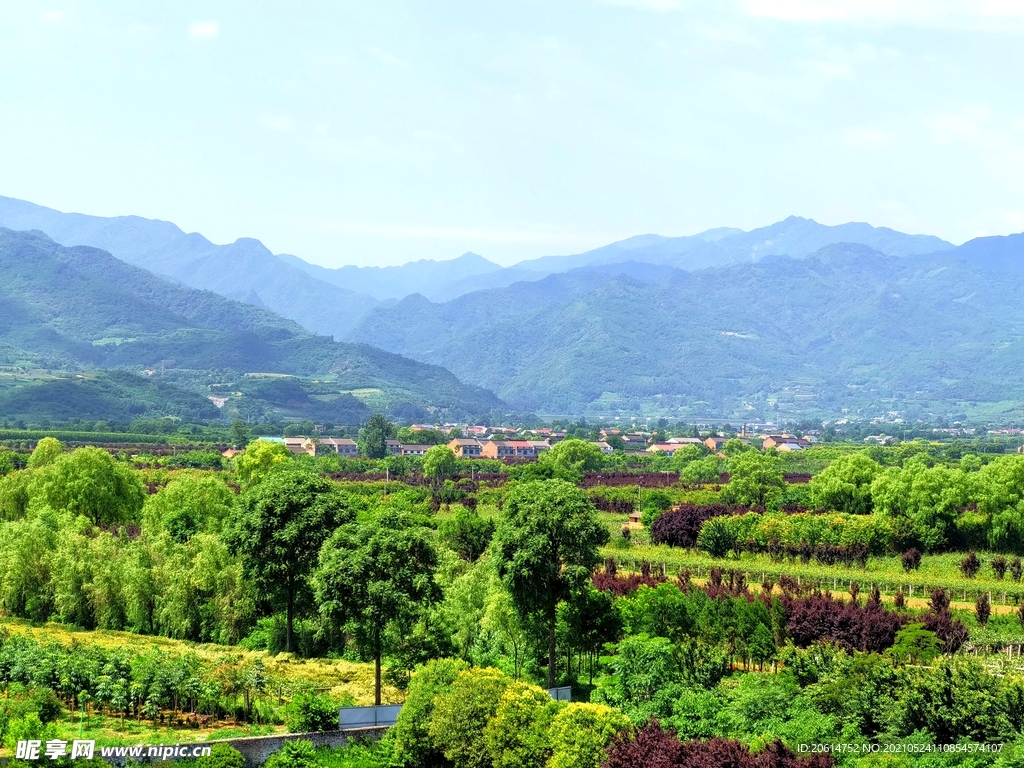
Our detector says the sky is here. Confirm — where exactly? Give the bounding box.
[3,1,1024,267]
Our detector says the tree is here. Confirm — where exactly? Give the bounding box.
[230,469,351,653]
[28,437,62,468]
[358,414,397,459]
[314,509,440,705]
[440,508,495,562]
[888,623,941,666]
[808,452,880,514]
[233,440,291,487]
[721,450,785,507]
[422,445,457,488]
[230,420,251,449]
[143,475,236,542]
[680,456,724,484]
[492,479,609,689]
[34,447,145,525]
[538,437,605,481]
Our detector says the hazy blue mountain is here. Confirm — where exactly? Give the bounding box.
[278,251,504,301]
[935,232,1024,275]
[346,243,1024,418]
[0,197,380,338]
[0,229,503,423]
[513,216,954,275]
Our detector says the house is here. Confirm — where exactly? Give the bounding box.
[592,441,614,454]
[317,437,359,456]
[666,437,704,445]
[774,442,804,452]
[647,443,682,455]
[448,437,483,457]
[400,444,433,456]
[762,435,809,450]
[528,440,551,453]
[622,434,648,449]
[480,440,516,459]
[704,437,727,452]
[221,448,242,459]
[386,439,401,455]
[283,437,317,456]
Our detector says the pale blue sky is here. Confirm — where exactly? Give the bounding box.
[3,1,1024,266]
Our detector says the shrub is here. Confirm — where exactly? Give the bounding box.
[264,740,317,768]
[993,556,1008,580]
[428,667,511,768]
[391,658,469,767]
[697,518,737,558]
[285,690,342,733]
[649,504,735,548]
[483,681,561,768]
[901,548,922,572]
[976,592,991,626]
[191,745,246,768]
[547,702,630,768]
[1012,558,1024,582]
[960,552,981,579]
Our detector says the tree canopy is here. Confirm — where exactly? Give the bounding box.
[492,479,608,688]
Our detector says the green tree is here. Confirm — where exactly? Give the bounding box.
[27,437,62,468]
[422,445,458,489]
[314,509,441,704]
[358,414,397,459]
[670,444,705,470]
[233,440,291,487]
[680,456,723,484]
[721,450,785,507]
[888,623,941,666]
[492,479,609,689]
[538,437,605,481]
[34,447,145,525]
[440,508,495,562]
[230,419,251,449]
[143,475,236,542]
[230,469,351,652]
[808,452,881,514]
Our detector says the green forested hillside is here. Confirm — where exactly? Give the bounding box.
[0,229,503,422]
[346,243,1024,418]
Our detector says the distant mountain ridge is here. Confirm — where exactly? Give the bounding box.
[0,228,504,422]
[345,241,1024,418]
[0,197,380,339]
[279,251,504,301]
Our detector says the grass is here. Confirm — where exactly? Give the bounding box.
[0,618,403,757]
[0,618,400,706]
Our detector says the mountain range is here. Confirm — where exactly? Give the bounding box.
[0,228,502,424]
[5,194,1024,421]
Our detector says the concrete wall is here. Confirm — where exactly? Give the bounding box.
[95,727,388,768]
[220,727,388,768]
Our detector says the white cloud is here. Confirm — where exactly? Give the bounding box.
[261,116,294,132]
[843,127,900,147]
[188,21,220,40]
[39,10,65,22]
